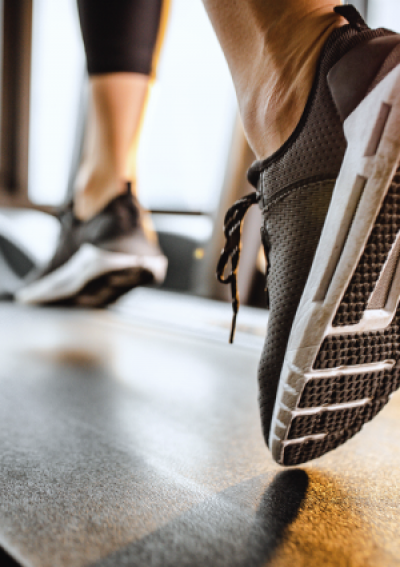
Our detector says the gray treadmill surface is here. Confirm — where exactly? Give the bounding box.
[1,290,400,567]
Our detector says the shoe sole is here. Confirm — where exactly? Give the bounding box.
[268,64,400,466]
[15,243,168,307]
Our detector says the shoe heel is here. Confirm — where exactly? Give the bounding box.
[328,34,400,122]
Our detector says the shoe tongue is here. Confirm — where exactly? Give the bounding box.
[334,5,368,30]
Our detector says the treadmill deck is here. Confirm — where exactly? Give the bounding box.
[1,290,400,567]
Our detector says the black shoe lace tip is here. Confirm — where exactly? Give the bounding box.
[216,190,260,345]
[229,312,237,344]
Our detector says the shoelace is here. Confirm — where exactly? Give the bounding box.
[216,191,261,343]
[216,6,365,344]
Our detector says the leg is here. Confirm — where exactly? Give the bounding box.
[202,0,345,158]
[74,0,167,220]
[215,3,400,465]
[16,0,169,305]
[73,73,149,220]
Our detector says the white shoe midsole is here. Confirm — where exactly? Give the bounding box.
[16,243,168,304]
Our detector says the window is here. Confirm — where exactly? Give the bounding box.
[28,0,85,205]
[368,0,400,30]
[28,0,237,214]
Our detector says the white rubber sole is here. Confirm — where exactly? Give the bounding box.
[15,243,168,306]
[269,64,400,465]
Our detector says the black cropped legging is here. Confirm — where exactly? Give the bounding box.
[77,0,166,76]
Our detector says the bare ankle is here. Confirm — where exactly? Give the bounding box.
[73,170,128,221]
[238,8,346,159]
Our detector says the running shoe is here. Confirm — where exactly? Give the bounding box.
[16,184,167,306]
[218,5,400,465]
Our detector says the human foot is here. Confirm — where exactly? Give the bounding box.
[218,6,400,465]
[16,183,167,306]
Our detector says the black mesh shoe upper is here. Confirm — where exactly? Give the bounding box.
[217,8,395,449]
[29,185,162,283]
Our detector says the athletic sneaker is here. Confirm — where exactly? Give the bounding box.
[217,5,400,465]
[16,184,167,306]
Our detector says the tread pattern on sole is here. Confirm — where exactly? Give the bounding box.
[298,368,399,408]
[333,171,400,327]
[52,267,154,308]
[288,389,397,441]
[283,397,387,466]
[282,407,383,466]
[314,322,400,369]
[281,167,400,465]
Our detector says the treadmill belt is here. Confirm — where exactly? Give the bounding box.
[1,296,400,566]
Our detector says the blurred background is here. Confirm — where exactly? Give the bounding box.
[2,4,400,567]
[0,0,400,309]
